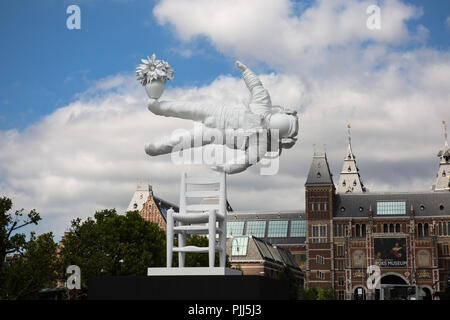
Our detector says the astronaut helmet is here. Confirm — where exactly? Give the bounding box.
[267,106,299,139]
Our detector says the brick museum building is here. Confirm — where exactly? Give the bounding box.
[129,129,450,300]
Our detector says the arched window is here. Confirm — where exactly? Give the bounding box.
[389,224,394,233]
[361,224,366,237]
[424,223,429,237]
[444,222,448,236]
[395,223,400,233]
[355,224,361,237]
[439,222,443,236]
[418,223,423,237]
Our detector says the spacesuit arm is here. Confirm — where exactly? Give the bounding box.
[148,99,217,122]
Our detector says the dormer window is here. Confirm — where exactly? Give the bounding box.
[317,172,321,178]
[348,166,351,172]
[133,203,138,209]
[353,180,357,186]
[443,170,446,177]
[342,180,346,187]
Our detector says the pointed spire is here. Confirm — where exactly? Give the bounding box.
[336,124,366,194]
[305,151,334,187]
[432,120,450,191]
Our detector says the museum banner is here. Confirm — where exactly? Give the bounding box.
[374,237,407,268]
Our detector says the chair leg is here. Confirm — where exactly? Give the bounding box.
[166,209,174,268]
[178,221,186,268]
[208,210,216,268]
[218,220,226,267]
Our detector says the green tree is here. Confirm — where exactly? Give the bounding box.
[57,209,166,287]
[300,287,318,300]
[317,287,335,300]
[0,197,41,272]
[1,232,58,299]
[300,287,335,300]
[278,265,300,300]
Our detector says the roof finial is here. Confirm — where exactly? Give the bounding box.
[347,123,352,148]
[443,120,448,148]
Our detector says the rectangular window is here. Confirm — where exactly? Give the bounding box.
[338,277,345,286]
[444,244,449,255]
[320,226,327,243]
[439,222,443,236]
[312,225,327,243]
[312,226,319,237]
[337,245,344,257]
[290,220,306,237]
[227,221,245,237]
[333,223,344,237]
[444,222,448,236]
[245,221,266,238]
[231,237,249,256]
[267,220,288,237]
[316,271,325,280]
[337,260,344,271]
[316,255,324,264]
[377,201,406,215]
[338,290,345,300]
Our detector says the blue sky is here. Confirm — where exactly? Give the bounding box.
[0,0,233,130]
[1,0,449,131]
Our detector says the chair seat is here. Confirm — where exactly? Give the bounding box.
[173,212,225,223]
[173,245,223,253]
[174,225,223,235]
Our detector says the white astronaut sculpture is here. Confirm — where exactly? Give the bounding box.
[138,57,299,174]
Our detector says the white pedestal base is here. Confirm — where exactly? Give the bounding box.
[147,267,242,276]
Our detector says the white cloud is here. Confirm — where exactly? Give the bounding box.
[154,0,425,72]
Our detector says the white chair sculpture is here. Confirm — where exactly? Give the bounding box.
[166,172,227,268]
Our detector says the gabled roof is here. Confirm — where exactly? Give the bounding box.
[333,191,450,218]
[154,196,179,221]
[305,152,334,186]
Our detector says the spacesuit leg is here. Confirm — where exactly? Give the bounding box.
[145,126,224,156]
[237,62,272,115]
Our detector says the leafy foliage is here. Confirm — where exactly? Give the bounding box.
[57,209,167,287]
[278,265,300,300]
[300,287,335,300]
[0,196,41,267]
[1,232,58,299]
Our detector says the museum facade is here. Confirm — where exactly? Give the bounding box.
[226,130,450,300]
